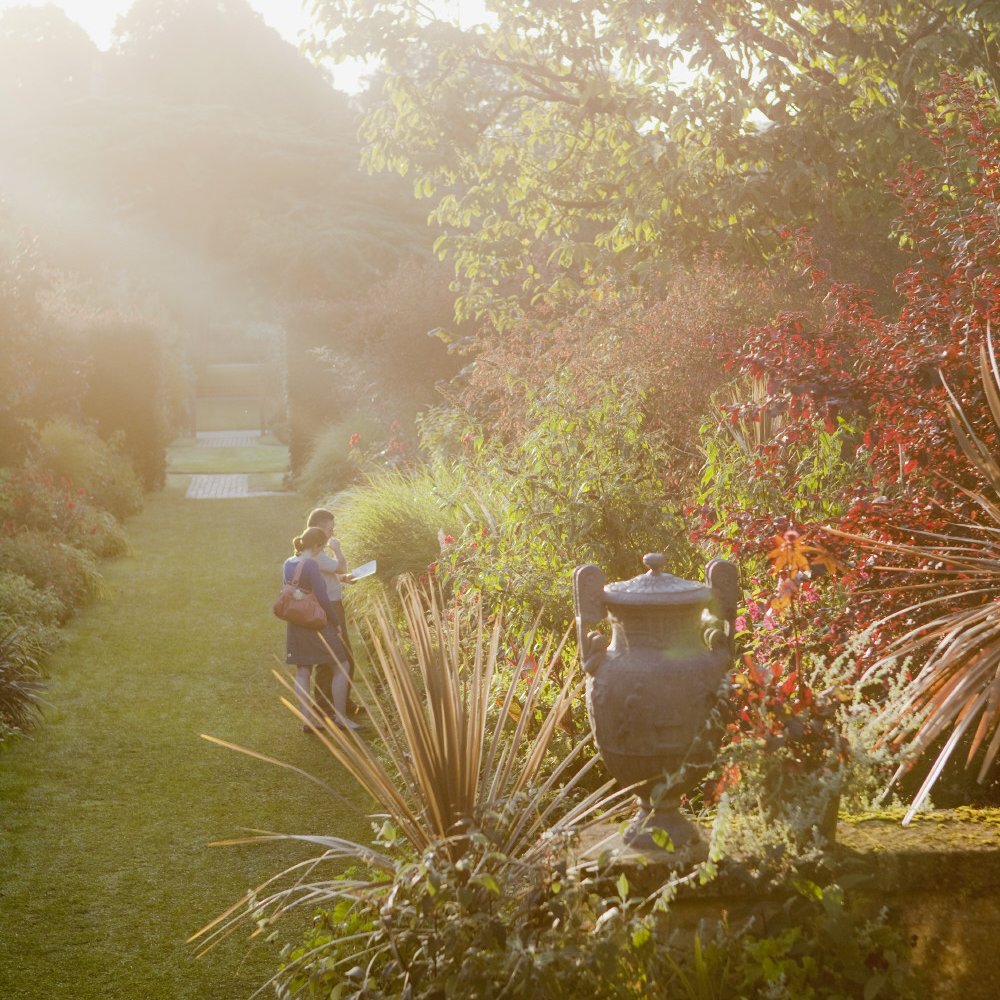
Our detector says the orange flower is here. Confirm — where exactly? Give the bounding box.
[766,528,841,579]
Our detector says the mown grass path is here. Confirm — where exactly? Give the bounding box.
[0,488,373,999]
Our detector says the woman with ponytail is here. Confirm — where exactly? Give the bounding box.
[283,527,360,732]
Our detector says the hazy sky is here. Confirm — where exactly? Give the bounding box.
[0,1,488,91]
[0,0,376,90]
[0,0,314,48]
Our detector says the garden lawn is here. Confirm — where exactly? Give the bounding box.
[0,487,373,1000]
[195,398,264,432]
[166,441,290,474]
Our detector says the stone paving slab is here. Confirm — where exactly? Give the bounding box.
[184,474,288,499]
[185,474,250,498]
[195,430,262,447]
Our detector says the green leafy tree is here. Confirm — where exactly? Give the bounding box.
[110,0,338,127]
[311,0,1000,325]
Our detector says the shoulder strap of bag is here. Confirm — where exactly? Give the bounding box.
[290,557,306,587]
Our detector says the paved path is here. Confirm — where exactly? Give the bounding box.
[195,431,262,447]
[185,474,250,499]
[184,430,286,499]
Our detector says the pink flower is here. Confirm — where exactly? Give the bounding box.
[349,433,361,448]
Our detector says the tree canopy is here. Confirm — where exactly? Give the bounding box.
[311,0,1000,326]
[0,3,98,106]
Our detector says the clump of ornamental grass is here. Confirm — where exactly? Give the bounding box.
[0,623,46,742]
[191,578,631,996]
[331,465,463,594]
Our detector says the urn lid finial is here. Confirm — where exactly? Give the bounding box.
[604,552,711,606]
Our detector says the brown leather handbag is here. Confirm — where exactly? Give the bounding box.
[273,559,327,629]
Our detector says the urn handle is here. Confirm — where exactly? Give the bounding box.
[573,564,607,676]
[705,558,740,652]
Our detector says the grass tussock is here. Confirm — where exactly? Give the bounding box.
[192,578,628,973]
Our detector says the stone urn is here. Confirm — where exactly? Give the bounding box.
[573,554,739,853]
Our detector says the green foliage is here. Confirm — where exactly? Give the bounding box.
[309,0,997,324]
[0,2,430,324]
[0,571,66,664]
[0,622,46,744]
[65,506,130,560]
[0,464,129,560]
[0,4,96,107]
[0,571,65,630]
[0,466,79,534]
[0,530,102,619]
[278,864,924,999]
[281,847,647,999]
[428,376,698,631]
[284,303,355,475]
[696,380,871,569]
[692,881,926,1000]
[296,416,382,502]
[0,240,86,467]
[110,0,336,125]
[36,418,144,521]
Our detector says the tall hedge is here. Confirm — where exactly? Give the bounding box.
[82,321,170,489]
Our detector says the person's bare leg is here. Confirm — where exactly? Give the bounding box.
[331,661,361,730]
[314,662,334,726]
[295,665,320,730]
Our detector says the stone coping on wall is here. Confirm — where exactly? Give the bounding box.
[837,809,1000,999]
[577,809,1000,999]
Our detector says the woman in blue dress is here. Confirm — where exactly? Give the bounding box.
[283,527,360,732]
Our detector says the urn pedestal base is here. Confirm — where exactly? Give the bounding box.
[623,797,708,867]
